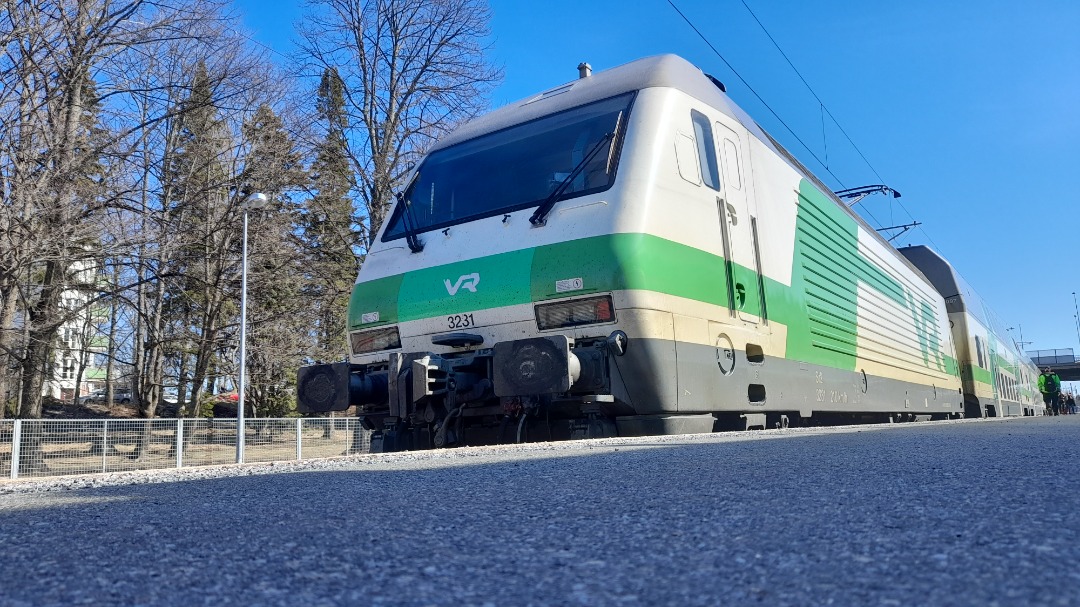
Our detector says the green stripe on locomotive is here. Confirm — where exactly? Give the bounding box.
[784,180,950,375]
[348,233,748,327]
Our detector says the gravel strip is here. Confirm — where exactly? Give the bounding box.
[0,416,1002,494]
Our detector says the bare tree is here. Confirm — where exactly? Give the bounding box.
[233,105,309,417]
[297,0,502,247]
[0,0,277,426]
[0,0,502,432]
[102,11,264,419]
[0,1,114,419]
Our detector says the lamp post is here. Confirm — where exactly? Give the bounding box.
[1008,325,1033,358]
[237,191,268,464]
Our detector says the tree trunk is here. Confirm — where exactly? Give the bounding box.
[104,287,118,407]
[19,259,65,419]
[0,282,19,418]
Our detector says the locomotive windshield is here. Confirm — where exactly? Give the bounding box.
[382,93,633,242]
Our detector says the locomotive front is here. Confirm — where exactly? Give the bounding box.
[296,80,646,450]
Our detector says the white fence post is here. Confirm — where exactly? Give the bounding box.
[102,420,108,474]
[296,418,302,460]
[10,419,21,479]
[176,419,184,469]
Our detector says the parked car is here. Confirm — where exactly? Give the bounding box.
[79,389,107,405]
[80,388,135,405]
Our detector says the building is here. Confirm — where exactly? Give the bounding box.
[41,260,110,403]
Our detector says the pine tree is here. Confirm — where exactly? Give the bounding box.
[164,62,235,416]
[302,67,360,364]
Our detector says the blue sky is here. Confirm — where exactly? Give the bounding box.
[233,0,1080,366]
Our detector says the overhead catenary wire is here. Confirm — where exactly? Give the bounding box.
[667,0,955,249]
[738,0,884,184]
[819,104,828,169]
[734,0,944,251]
[665,0,849,192]
[664,0,904,230]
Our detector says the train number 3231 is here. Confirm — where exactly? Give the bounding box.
[448,313,475,329]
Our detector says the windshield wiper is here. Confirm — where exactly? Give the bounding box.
[395,190,424,253]
[529,131,615,227]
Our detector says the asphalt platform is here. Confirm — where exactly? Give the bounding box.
[2,415,1079,606]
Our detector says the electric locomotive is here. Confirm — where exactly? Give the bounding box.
[297,55,968,450]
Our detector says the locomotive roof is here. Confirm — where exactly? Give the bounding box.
[433,54,763,151]
[897,245,962,301]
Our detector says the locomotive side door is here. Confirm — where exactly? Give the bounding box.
[714,120,764,324]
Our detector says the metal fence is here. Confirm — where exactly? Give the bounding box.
[0,418,370,480]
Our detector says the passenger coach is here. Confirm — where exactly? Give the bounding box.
[900,245,1041,417]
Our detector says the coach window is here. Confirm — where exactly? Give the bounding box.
[691,110,720,190]
[975,336,984,368]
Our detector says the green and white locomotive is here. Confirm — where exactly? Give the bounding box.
[297,55,1030,450]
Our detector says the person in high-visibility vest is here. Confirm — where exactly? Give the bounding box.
[1038,368,1063,415]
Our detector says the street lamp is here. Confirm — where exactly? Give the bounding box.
[1007,325,1031,354]
[237,191,268,464]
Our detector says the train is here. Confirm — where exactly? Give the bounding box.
[296,54,1041,451]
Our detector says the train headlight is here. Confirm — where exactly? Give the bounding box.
[350,326,402,355]
[535,295,615,331]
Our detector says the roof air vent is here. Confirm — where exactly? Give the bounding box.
[577,62,592,79]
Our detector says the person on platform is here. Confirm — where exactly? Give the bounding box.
[1038,367,1062,415]
[1067,392,1077,415]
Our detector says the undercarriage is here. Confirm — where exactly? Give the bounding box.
[296,331,630,451]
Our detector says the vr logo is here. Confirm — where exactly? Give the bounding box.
[444,273,480,296]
